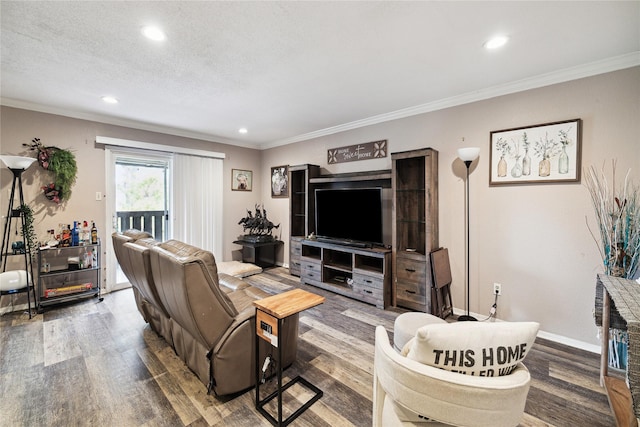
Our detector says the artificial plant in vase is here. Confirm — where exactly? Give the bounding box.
[585,162,640,279]
[585,161,639,370]
[23,138,77,203]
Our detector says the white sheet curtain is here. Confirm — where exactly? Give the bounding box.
[172,154,223,257]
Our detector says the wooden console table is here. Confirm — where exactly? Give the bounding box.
[596,274,640,426]
[254,289,325,426]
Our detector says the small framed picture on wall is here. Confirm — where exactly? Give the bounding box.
[232,169,252,191]
[271,165,289,198]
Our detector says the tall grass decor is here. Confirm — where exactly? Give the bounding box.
[585,161,640,280]
[586,161,639,371]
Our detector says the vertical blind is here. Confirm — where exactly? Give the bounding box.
[172,154,223,257]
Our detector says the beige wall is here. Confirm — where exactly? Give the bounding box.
[260,67,640,347]
[1,66,638,347]
[0,107,262,273]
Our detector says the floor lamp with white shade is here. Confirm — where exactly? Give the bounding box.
[457,147,480,322]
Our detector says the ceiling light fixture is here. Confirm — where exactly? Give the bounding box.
[101,96,119,104]
[238,128,248,134]
[141,25,166,42]
[484,35,509,50]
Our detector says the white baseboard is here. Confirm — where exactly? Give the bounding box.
[452,307,600,354]
[536,330,600,354]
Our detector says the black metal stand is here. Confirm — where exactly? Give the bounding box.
[255,313,323,426]
[233,240,283,268]
[458,160,476,322]
[1,167,37,318]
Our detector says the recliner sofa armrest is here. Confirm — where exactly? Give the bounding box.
[218,273,250,291]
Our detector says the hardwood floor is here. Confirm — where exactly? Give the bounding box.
[0,267,616,426]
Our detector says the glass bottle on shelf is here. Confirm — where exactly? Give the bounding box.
[91,221,98,244]
[84,249,92,269]
[61,224,71,247]
[46,229,58,248]
[71,221,79,246]
[81,220,90,245]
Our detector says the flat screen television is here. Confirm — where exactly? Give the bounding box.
[315,187,383,247]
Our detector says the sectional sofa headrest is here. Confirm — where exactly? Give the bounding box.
[158,240,218,275]
[122,229,154,240]
[134,237,159,248]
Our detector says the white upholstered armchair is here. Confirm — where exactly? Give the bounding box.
[373,325,532,427]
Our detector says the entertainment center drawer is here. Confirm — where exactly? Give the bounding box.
[395,257,427,284]
[396,280,427,306]
[290,240,302,257]
[352,274,384,290]
[353,282,383,305]
[301,260,321,273]
[289,257,301,276]
[300,260,322,282]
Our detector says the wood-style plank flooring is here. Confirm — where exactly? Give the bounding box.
[0,267,617,426]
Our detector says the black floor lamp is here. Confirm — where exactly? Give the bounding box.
[457,147,480,322]
[0,155,37,319]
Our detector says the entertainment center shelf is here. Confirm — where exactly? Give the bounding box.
[309,170,391,184]
[299,239,391,309]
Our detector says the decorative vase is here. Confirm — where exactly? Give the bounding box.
[522,150,531,176]
[511,157,523,178]
[497,155,507,177]
[539,157,551,177]
[558,145,569,174]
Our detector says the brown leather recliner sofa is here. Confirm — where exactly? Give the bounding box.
[111,230,299,396]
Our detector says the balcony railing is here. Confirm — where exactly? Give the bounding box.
[116,210,166,241]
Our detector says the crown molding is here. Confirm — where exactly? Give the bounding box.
[261,52,640,149]
[0,98,261,150]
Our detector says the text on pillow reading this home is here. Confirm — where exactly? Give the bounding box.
[432,343,527,376]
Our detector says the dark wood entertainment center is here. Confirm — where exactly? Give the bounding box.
[289,147,440,313]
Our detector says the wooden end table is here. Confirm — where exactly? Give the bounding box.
[254,288,325,426]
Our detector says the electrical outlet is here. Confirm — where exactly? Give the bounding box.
[493,283,502,295]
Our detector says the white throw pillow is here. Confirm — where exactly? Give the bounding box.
[405,321,539,376]
[216,261,263,278]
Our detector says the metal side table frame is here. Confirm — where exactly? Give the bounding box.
[254,289,325,426]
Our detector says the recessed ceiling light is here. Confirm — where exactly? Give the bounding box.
[484,35,509,50]
[238,128,248,134]
[142,25,166,41]
[101,96,119,104]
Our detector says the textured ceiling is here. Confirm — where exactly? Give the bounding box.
[1,1,639,149]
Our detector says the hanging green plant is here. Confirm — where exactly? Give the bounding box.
[18,203,38,259]
[23,137,77,203]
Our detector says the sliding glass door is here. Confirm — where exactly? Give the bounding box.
[105,148,171,293]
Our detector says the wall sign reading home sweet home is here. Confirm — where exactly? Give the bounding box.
[327,140,387,164]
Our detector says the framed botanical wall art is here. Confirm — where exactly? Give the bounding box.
[232,169,252,191]
[271,165,289,198]
[489,118,582,186]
